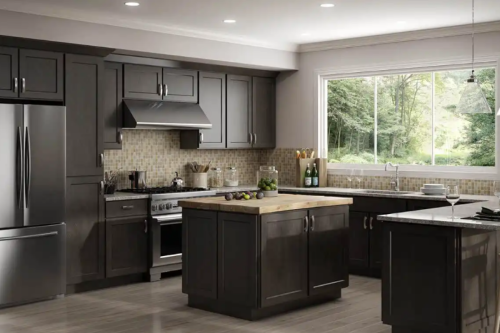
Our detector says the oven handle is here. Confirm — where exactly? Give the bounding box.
[154,213,183,224]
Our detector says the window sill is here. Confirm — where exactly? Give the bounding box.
[327,164,497,180]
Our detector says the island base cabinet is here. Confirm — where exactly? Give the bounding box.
[183,206,349,320]
[382,222,497,333]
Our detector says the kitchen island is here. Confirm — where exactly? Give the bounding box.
[178,194,353,320]
[378,200,500,333]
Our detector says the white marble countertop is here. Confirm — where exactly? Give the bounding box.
[378,199,500,230]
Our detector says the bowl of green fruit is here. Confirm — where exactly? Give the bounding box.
[258,177,278,197]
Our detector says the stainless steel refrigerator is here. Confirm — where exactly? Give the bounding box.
[0,104,66,307]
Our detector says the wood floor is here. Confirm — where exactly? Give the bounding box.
[0,275,388,333]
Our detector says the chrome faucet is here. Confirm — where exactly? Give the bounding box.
[385,162,400,191]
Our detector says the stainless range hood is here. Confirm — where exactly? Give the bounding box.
[123,100,212,130]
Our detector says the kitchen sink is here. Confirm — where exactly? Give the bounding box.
[358,189,417,195]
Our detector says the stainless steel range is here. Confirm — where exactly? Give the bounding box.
[120,187,216,281]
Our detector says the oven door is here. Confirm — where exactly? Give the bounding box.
[151,213,183,268]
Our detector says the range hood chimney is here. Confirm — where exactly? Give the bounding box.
[123,100,212,130]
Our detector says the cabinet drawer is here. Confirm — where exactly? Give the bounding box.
[106,200,148,218]
[351,197,406,214]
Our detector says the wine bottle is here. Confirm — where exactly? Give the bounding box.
[312,163,319,187]
[304,163,312,188]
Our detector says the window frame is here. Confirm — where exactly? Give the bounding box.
[318,59,500,180]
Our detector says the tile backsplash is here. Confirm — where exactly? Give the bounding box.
[105,132,495,196]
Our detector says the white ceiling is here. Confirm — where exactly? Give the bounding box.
[0,0,499,51]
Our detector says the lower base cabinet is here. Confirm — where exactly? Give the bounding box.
[183,206,349,320]
[65,176,105,285]
[106,216,148,278]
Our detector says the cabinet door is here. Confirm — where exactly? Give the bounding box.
[261,210,308,307]
[349,211,370,270]
[66,176,105,284]
[369,213,383,270]
[308,206,349,296]
[407,199,450,211]
[65,54,104,177]
[103,62,123,150]
[199,72,226,148]
[252,77,276,148]
[19,49,63,101]
[124,64,162,101]
[227,75,252,148]
[106,216,148,278]
[163,68,198,103]
[182,209,218,299]
[0,47,18,99]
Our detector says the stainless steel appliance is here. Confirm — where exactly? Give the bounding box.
[119,187,215,281]
[128,171,147,189]
[0,104,66,307]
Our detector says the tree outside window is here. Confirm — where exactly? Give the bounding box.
[327,67,496,167]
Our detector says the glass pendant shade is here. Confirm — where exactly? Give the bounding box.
[456,74,492,114]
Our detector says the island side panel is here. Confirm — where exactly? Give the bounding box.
[260,210,309,308]
[308,206,349,296]
[460,228,497,333]
[382,222,459,333]
[218,212,259,307]
[182,209,218,299]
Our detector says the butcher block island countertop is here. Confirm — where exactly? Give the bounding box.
[178,194,353,214]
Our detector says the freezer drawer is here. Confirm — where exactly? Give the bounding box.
[0,223,65,307]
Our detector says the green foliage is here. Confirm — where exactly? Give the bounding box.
[327,68,496,167]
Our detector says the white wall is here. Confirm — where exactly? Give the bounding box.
[0,10,298,71]
[276,31,500,149]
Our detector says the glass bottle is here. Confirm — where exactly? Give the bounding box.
[304,163,312,188]
[312,163,319,187]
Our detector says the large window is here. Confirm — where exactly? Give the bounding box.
[327,67,496,167]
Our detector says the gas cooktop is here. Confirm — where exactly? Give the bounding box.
[119,187,211,194]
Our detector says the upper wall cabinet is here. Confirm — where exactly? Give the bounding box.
[124,64,162,101]
[199,72,226,148]
[123,64,198,103]
[227,75,253,149]
[103,62,123,150]
[163,68,198,103]
[0,47,18,99]
[0,48,63,101]
[252,77,276,149]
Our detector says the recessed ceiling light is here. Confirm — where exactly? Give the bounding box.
[125,2,140,6]
[320,4,335,8]
[223,19,236,23]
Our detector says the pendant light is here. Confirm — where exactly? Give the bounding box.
[456,0,492,114]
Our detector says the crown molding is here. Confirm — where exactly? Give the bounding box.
[299,21,500,53]
[0,7,298,52]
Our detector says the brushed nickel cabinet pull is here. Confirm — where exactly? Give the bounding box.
[122,205,134,210]
[363,216,367,230]
[304,216,309,232]
[144,219,148,233]
[310,215,315,231]
[13,77,18,93]
[369,217,374,230]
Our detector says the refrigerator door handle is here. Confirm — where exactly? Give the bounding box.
[25,127,31,208]
[0,231,58,242]
[16,127,23,208]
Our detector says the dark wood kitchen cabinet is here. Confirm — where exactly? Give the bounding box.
[260,210,309,307]
[19,49,64,101]
[65,176,105,284]
[65,54,104,177]
[106,216,148,278]
[0,48,63,101]
[0,47,18,99]
[308,206,349,295]
[349,211,370,270]
[227,75,252,148]
[124,64,162,101]
[103,62,123,149]
[162,68,198,103]
[252,77,276,149]
[198,72,226,148]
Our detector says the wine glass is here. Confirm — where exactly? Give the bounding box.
[445,185,460,219]
[346,169,354,188]
[494,181,500,206]
[355,169,364,189]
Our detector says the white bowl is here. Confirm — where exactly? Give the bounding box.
[423,184,445,189]
[421,187,446,195]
